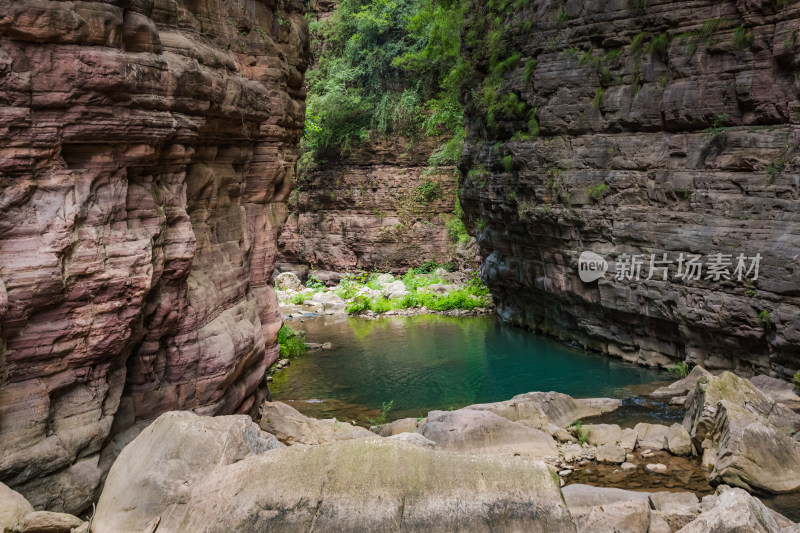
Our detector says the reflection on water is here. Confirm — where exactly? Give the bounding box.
[270,314,800,523]
[271,315,673,424]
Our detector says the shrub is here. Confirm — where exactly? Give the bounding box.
[758,309,772,329]
[668,361,691,379]
[571,420,590,444]
[346,296,371,314]
[587,183,608,201]
[414,179,443,203]
[523,58,537,84]
[277,325,307,357]
[592,88,605,110]
[287,292,307,305]
[701,112,729,140]
[794,370,800,392]
[306,273,325,291]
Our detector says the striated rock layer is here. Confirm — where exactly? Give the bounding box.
[0,0,308,512]
[460,0,800,376]
[277,136,467,274]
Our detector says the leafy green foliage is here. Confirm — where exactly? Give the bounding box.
[701,112,729,140]
[758,309,772,329]
[570,420,590,444]
[592,87,605,110]
[306,273,326,292]
[277,325,307,357]
[414,179,443,203]
[794,370,800,392]
[587,183,608,201]
[668,361,691,378]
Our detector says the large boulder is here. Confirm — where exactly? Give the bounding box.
[650,366,712,399]
[0,482,33,533]
[259,401,374,445]
[311,291,347,314]
[94,415,576,532]
[382,280,410,299]
[420,409,557,457]
[507,392,621,428]
[683,371,800,493]
[585,424,623,447]
[94,412,282,532]
[675,486,783,533]
[275,272,304,291]
[665,423,693,456]
[371,417,424,437]
[750,374,800,411]
[464,398,551,429]
[634,423,669,451]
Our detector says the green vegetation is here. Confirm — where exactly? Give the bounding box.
[794,370,800,392]
[414,179,443,203]
[766,157,786,183]
[587,183,608,201]
[277,325,308,357]
[592,88,605,110]
[306,273,326,292]
[570,420,590,444]
[302,0,468,162]
[668,361,691,379]
[758,309,772,329]
[523,58,537,84]
[733,25,752,49]
[701,112,729,140]
[367,400,394,425]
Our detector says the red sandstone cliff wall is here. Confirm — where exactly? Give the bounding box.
[0,0,308,512]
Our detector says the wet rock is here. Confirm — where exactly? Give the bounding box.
[634,423,669,451]
[96,423,576,533]
[585,424,623,447]
[750,375,800,411]
[684,372,800,493]
[676,486,783,533]
[666,423,693,456]
[259,401,374,445]
[596,443,626,464]
[0,482,33,532]
[650,366,713,399]
[18,511,83,533]
[420,409,557,457]
[275,272,303,292]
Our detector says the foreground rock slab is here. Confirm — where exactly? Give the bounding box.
[675,486,782,533]
[94,413,576,532]
[18,511,83,533]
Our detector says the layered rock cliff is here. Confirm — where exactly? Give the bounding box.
[277,136,468,274]
[0,0,308,512]
[460,0,800,377]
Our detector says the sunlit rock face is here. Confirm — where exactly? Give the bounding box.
[460,0,800,376]
[0,0,308,512]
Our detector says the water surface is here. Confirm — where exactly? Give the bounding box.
[272,315,673,424]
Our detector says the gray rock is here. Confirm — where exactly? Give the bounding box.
[275,272,303,291]
[260,401,374,445]
[585,424,623,447]
[95,418,577,533]
[466,398,551,429]
[634,423,669,451]
[508,391,621,428]
[385,432,436,449]
[0,482,34,533]
[750,374,800,411]
[621,428,637,451]
[595,443,626,464]
[675,486,782,533]
[649,491,700,512]
[650,366,713,399]
[645,463,667,473]
[371,417,424,437]
[420,409,557,457]
[666,423,693,456]
[561,484,651,518]
[683,371,800,493]
[576,500,651,533]
[18,511,83,533]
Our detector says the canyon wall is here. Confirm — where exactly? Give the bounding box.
[277,136,470,275]
[0,0,307,513]
[460,0,800,377]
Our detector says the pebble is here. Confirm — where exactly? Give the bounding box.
[645,463,667,474]
[558,470,572,477]
[621,462,637,471]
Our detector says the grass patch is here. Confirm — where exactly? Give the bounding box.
[668,361,691,379]
[277,325,307,357]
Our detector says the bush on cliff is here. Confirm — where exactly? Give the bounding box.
[277,325,308,357]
